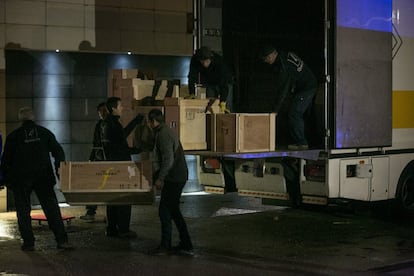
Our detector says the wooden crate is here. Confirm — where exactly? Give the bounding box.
[59,161,154,205]
[210,113,276,152]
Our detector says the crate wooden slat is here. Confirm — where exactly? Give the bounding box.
[210,113,276,153]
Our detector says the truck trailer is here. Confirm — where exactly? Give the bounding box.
[195,0,414,214]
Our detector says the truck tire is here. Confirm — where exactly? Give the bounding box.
[396,161,414,215]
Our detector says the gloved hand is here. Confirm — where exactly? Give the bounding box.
[184,94,196,99]
[220,102,230,113]
[154,178,163,190]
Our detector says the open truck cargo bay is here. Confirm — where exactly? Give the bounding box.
[192,0,414,214]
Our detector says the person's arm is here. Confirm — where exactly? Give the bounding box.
[273,71,292,113]
[155,130,175,182]
[0,133,16,186]
[89,121,101,160]
[123,114,144,137]
[218,60,233,102]
[188,57,199,95]
[48,131,65,178]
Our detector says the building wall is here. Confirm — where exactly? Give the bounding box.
[0,0,197,208]
[0,0,195,143]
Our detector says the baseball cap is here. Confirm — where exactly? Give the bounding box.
[195,47,213,61]
[260,45,276,59]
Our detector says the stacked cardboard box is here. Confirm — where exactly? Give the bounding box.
[0,187,7,212]
[108,69,154,147]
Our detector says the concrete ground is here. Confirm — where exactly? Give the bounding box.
[1,193,414,275]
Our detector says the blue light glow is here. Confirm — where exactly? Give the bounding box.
[337,0,392,32]
[111,54,136,69]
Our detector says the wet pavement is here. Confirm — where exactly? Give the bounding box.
[1,193,414,275]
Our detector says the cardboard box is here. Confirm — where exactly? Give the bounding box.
[209,113,276,152]
[132,79,155,100]
[110,69,139,79]
[164,98,220,150]
[0,187,7,212]
[60,160,154,205]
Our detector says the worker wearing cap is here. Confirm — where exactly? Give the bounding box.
[261,45,317,150]
[188,46,234,113]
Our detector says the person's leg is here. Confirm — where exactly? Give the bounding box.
[168,181,192,250]
[12,182,35,249]
[220,157,236,192]
[34,181,68,245]
[106,205,118,236]
[288,89,316,146]
[86,205,97,215]
[159,184,173,249]
[225,84,233,112]
[117,205,132,234]
[80,205,97,220]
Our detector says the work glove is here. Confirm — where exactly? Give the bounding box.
[220,102,230,114]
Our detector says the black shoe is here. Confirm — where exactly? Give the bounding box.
[57,241,74,250]
[151,246,170,256]
[21,244,35,251]
[105,231,118,237]
[118,230,137,239]
[171,244,194,256]
[80,214,95,221]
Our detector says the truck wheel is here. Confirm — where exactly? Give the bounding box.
[396,162,414,215]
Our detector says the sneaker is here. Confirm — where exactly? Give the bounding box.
[171,244,194,256]
[57,241,74,250]
[118,230,137,239]
[80,214,95,221]
[288,144,309,150]
[21,243,35,251]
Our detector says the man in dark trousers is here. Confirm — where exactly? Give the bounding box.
[188,46,234,113]
[261,45,317,150]
[80,102,108,221]
[148,109,193,256]
[101,97,143,238]
[0,107,72,251]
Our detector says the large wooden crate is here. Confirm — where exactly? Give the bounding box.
[209,113,276,152]
[60,161,154,205]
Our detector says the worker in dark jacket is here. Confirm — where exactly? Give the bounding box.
[148,108,193,256]
[188,46,234,113]
[0,107,72,251]
[101,97,143,238]
[261,45,317,150]
[80,102,109,221]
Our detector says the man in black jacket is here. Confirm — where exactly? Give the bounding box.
[101,97,143,238]
[261,45,317,150]
[0,107,72,251]
[148,109,193,256]
[188,46,234,113]
[80,102,108,221]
